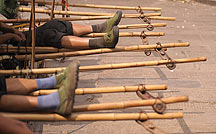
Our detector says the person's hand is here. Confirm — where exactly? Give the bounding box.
[14,30,26,41]
[6,33,23,43]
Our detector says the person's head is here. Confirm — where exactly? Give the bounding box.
[0,0,19,19]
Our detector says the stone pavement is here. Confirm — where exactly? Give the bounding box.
[4,0,216,133]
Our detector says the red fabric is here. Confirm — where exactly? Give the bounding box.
[62,0,69,11]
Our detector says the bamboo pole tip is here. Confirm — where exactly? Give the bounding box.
[163,84,168,89]
[199,56,207,61]
[185,42,190,46]
[181,96,189,102]
[160,32,165,36]
[173,112,184,118]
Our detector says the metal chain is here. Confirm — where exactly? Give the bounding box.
[155,42,176,70]
[136,6,154,31]
[140,30,151,56]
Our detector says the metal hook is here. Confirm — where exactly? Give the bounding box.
[166,61,176,70]
[152,98,167,114]
[140,30,151,56]
[147,24,154,31]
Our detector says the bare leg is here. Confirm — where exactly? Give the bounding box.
[0,95,38,112]
[6,78,37,95]
[61,23,93,49]
[61,26,119,49]
[61,36,90,49]
[72,23,93,36]
[71,11,122,36]
[0,115,33,134]
[61,20,121,50]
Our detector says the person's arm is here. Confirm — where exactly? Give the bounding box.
[0,22,16,33]
[0,114,33,134]
[0,22,26,42]
[0,33,22,44]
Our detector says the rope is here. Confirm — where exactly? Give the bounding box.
[136,6,154,31]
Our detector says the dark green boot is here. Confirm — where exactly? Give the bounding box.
[92,11,122,33]
[56,60,80,117]
[55,60,79,88]
[89,26,119,49]
[104,26,119,48]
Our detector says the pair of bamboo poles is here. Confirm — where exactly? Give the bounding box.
[31,84,188,113]
[1,42,187,61]
[1,1,176,23]
[18,0,162,11]
[0,15,175,23]
[1,84,187,121]
[1,112,183,121]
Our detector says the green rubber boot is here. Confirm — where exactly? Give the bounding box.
[56,60,80,117]
[105,11,122,32]
[104,26,119,48]
[92,11,122,33]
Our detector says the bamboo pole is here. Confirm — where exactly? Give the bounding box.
[18,0,162,11]
[0,47,166,55]
[148,16,176,21]
[83,32,165,37]
[0,57,207,75]
[16,23,167,32]
[73,96,188,112]
[0,43,168,55]
[12,23,167,30]
[118,23,167,29]
[18,7,161,17]
[61,0,65,17]
[15,42,189,61]
[0,46,70,54]
[0,112,183,121]
[80,57,206,72]
[50,0,55,20]
[32,84,168,96]
[0,16,176,23]
[31,0,36,69]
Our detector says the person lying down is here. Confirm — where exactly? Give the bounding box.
[0,11,122,50]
